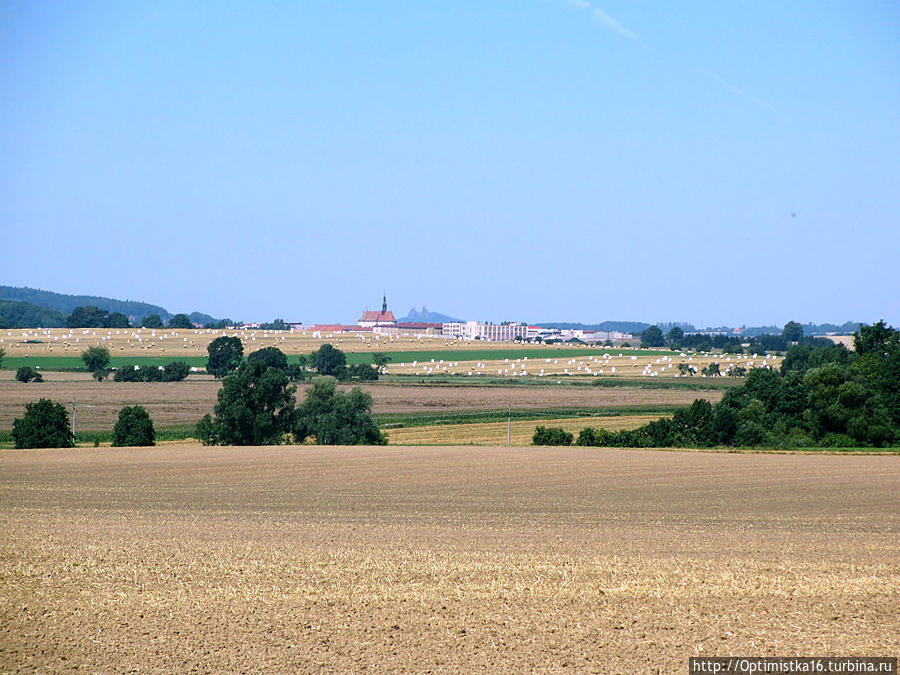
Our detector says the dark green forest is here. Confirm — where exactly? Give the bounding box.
[0,300,66,328]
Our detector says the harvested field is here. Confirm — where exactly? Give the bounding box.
[386,414,661,445]
[2,328,640,359]
[0,377,722,431]
[0,446,896,673]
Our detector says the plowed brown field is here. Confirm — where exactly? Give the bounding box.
[0,378,722,430]
[1,446,896,673]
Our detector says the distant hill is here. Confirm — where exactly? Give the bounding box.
[0,300,67,328]
[189,311,219,326]
[399,306,463,323]
[0,285,223,326]
[536,321,651,334]
[0,286,170,322]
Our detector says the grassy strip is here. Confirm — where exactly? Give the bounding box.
[4,356,209,371]
[374,405,682,429]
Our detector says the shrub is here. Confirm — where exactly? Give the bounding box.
[162,361,190,382]
[344,363,379,381]
[112,405,155,446]
[12,398,73,449]
[532,426,573,446]
[81,346,111,373]
[15,366,43,383]
[575,427,617,446]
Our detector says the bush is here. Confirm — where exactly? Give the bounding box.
[112,405,155,446]
[15,366,43,383]
[114,362,190,382]
[344,363,379,381]
[81,346,110,374]
[12,398,73,448]
[575,427,617,446]
[532,426,573,446]
[163,361,190,382]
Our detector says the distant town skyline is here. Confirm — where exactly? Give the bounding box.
[4,3,898,326]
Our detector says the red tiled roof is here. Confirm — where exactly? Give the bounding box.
[359,310,396,322]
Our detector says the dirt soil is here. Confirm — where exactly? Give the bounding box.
[0,378,722,430]
[0,445,896,673]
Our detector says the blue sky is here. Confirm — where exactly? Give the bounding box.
[3,1,898,326]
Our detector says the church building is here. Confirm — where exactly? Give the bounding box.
[358,295,397,327]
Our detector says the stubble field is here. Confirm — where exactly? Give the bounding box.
[0,375,722,433]
[0,445,896,673]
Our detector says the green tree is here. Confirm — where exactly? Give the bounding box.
[532,426,573,446]
[640,325,665,348]
[206,336,244,378]
[15,366,44,383]
[112,405,155,446]
[702,362,721,377]
[729,365,748,378]
[372,352,392,369]
[81,346,111,377]
[168,313,193,329]
[666,326,684,347]
[12,398,74,448]
[782,321,804,343]
[66,305,108,328]
[247,346,288,372]
[141,314,163,328]
[677,363,695,376]
[196,360,297,446]
[104,312,131,328]
[294,378,386,445]
[310,343,347,377]
[0,346,4,369]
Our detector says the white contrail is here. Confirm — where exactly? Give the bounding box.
[702,71,776,112]
[564,0,637,40]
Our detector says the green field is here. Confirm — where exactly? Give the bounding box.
[346,347,680,365]
[3,356,210,371]
[374,405,684,429]
[4,348,681,372]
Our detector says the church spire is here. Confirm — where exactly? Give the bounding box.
[382,292,387,315]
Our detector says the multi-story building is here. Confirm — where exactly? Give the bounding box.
[442,321,531,341]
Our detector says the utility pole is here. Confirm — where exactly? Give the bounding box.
[507,403,511,447]
[70,400,77,444]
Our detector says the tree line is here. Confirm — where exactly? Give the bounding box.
[640,320,835,355]
[10,342,385,448]
[537,321,899,449]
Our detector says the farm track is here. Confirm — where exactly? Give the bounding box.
[0,446,896,673]
[0,376,722,431]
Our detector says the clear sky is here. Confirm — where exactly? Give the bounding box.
[3,1,898,327]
